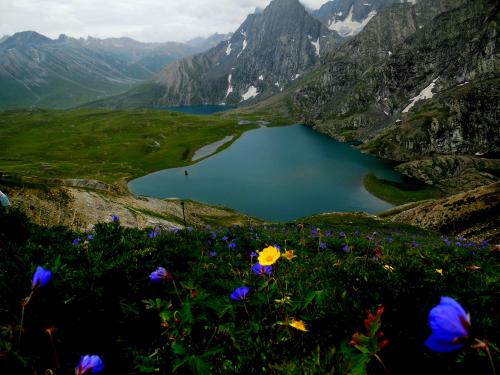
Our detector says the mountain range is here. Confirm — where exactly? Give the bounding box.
[0,32,226,109]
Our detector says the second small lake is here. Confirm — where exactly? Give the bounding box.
[129,125,402,221]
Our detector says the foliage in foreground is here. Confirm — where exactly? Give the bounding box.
[0,208,498,374]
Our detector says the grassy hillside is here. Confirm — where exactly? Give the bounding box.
[0,109,257,184]
[0,208,498,374]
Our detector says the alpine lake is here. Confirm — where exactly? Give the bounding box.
[129,106,402,222]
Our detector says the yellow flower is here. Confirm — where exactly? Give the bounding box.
[383,264,395,272]
[436,269,444,276]
[289,319,308,332]
[258,246,281,266]
[282,250,296,261]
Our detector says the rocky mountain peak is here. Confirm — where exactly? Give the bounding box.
[0,31,52,49]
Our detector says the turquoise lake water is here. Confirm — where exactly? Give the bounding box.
[128,124,402,221]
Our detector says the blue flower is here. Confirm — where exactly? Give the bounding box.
[87,234,94,241]
[208,251,217,258]
[230,286,250,301]
[111,215,119,222]
[221,235,228,242]
[32,266,51,289]
[75,354,104,375]
[339,231,346,239]
[228,241,237,249]
[252,262,272,276]
[149,267,171,283]
[319,242,327,250]
[342,245,349,253]
[424,297,471,352]
[442,237,451,246]
[250,251,258,258]
[73,238,81,246]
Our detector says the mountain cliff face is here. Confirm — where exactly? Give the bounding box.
[290,0,498,156]
[93,0,341,108]
[0,32,197,109]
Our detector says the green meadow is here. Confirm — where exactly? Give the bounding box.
[0,109,257,184]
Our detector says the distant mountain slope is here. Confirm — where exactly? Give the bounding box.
[186,33,233,51]
[0,35,9,44]
[0,32,197,109]
[88,0,342,108]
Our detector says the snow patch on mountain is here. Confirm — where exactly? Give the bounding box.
[328,6,377,37]
[225,74,233,98]
[403,77,439,113]
[241,85,258,101]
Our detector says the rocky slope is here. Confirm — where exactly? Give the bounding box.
[0,32,197,109]
[88,0,342,108]
[0,178,256,231]
[381,182,500,242]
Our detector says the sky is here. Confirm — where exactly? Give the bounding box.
[0,0,328,43]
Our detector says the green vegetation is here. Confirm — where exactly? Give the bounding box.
[1,208,498,374]
[0,109,257,184]
[364,173,443,206]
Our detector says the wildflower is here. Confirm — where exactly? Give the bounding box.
[230,286,250,301]
[257,246,281,266]
[282,250,295,261]
[436,269,444,276]
[228,240,237,249]
[32,266,52,289]
[383,264,394,272]
[73,238,80,246]
[75,354,104,375]
[221,235,228,241]
[208,251,217,258]
[210,232,216,240]
[289,319,308,332]
[339,231,346,239]
[148,228,160,238]
[342,245,349,253]
[252,262,272,276]
[111,215,119,222]
[87,234,94,241]
[149,267,171,283]
[424,297,471,352]
[319,242,327,250]
[250,251,258,258]
[442,237,451,246]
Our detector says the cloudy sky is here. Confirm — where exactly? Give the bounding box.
[0,0,327,43]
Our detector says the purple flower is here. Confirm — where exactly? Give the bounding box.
[228,241,237,249]
[32,266,51,289]
[149,267,170,283]
[111,215,119,222]
[73,238,81,246]
[250,251,258,258]
[339,231,346,239]
[208,251,217,258]
[319,242,327,250]
[325,231,332,238]
[221,235,228,242]
[342,245,349,253]
[75,354,104,375]
[87,234,94,241]
[230,286,250,301]
[252,262,272,276]
[148,229,159,238]
[210,232,217,240]
[442,237,451,246]
[310,228,319,236]
[424,297,471,352]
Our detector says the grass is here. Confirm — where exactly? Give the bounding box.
[0,208,497,374]
[364,173,443,206]
[0,108,258,184]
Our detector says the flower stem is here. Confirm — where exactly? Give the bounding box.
[17,290,34,351]
[475,339,497,375]
[172,280,183,304]
[374,353,391,375]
